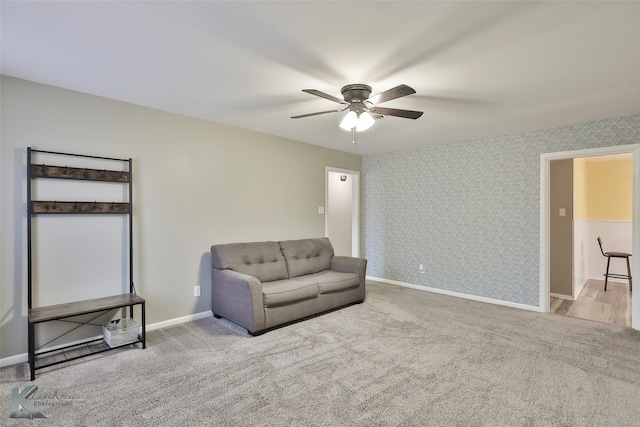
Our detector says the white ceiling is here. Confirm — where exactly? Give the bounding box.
[2,1,639,155]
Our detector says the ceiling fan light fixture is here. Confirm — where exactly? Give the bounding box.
[355,112,375,132]
[339,111,358,130]
[339,110,375,132]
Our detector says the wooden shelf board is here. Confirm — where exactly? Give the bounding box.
[29,293,144,323]
[31,164,130,183]
[30,201,130,214]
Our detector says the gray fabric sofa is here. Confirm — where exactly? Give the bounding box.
[210,237,367,335]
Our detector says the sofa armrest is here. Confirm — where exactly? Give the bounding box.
[211,269,265,333]
[331,255,365,273]
[331,256,367,290]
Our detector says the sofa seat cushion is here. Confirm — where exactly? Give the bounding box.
[262,280,319,308]
[279,237,334,278]
[296,270,360,294]
[211,241,288,283]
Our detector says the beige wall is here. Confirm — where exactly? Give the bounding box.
[550,159,574,296]
[0,76,362,360]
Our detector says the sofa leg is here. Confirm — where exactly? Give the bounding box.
[213,313,222,319]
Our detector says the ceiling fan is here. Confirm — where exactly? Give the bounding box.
[291,84,423,132]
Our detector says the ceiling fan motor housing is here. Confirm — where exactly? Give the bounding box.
[341,84,372,114]
[341,84,371,103]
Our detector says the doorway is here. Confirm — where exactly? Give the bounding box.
[540,144,640,331]
[325,167,360,257]
[549,154,633,326]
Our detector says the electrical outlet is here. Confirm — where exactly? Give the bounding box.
[194,286,201,297]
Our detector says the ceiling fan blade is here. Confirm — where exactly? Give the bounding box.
[368,84,416,105]
[369,106,423,119]
[291,108,345,119]
[302,89,348,104]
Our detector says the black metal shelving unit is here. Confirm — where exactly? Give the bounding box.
[27,147,145,380]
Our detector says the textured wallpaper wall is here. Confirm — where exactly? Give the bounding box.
[362,116,640,307]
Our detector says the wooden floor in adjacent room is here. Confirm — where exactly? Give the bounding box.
[550,279,632,327]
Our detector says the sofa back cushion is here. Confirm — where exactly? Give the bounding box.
[279,237,334,278]
[211,241,288,283]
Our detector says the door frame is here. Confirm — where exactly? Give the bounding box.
[540,143,640,331]
[325,166,360,257]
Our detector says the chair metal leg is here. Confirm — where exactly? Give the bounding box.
[604,257,611,291]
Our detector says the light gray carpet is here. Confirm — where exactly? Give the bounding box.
[2,281,640,426]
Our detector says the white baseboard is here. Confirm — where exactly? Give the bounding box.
[0,310,214,368]
[574,279,587,299]
[146,310,213,331]
[551,292,575,301]
[367,276,543,313]
[0,353,29,369]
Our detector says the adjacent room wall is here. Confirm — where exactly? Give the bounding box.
[574,155,633,282]
[327,171,353,256]
[0,76,362,360]
[549,159,573,297]
[582,156,633,221]
[362,116,640,307]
